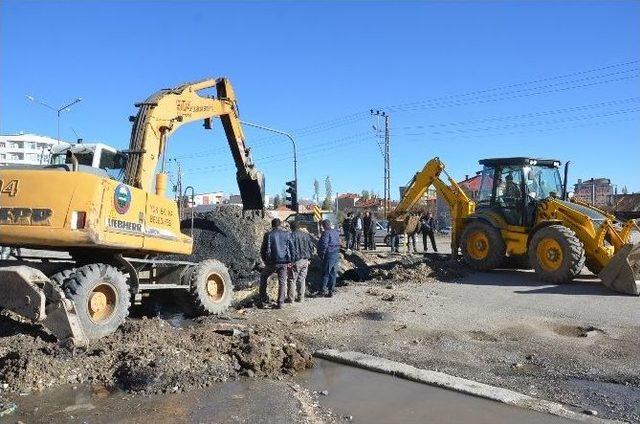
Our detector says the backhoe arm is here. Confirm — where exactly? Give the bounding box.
[390,157,475,253]
[125,78,264,210]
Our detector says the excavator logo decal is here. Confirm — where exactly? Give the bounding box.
[114,184,132,214]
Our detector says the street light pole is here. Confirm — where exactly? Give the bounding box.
[240,120,298,212]
[26,95,83,142]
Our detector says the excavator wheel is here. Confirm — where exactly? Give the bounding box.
[190,259,234,315]
[62,264,131,340]
[528,225,585,284]
[460,221,506,271]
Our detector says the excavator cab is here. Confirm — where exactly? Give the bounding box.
[475,158,563,228]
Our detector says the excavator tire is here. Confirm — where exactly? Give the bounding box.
[49,268,76,287]
[460,221,506,271]
[190,259,234,315]
[529,225,585,284]
[62,264,130,340]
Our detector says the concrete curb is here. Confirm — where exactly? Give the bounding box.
[314,349,620,423]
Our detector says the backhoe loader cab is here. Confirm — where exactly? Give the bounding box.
[475,158,563,227]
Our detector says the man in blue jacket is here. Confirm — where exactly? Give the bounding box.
[259,218,293,308]
[317,219,341,297]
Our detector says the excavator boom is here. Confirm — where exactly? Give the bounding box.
[125,78,264,209]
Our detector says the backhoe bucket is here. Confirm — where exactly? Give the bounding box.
[0,266,88,345]
[598,243,640,295]
[237,170,265,211]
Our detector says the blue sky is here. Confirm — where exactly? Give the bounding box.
[2,0,639,199]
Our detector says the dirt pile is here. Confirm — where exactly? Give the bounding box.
[0,314,312,395]
[177,206,272,288]
[366,256,469,283]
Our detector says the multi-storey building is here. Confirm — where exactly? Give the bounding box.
[574,178,613,207]
[0,133,69,166]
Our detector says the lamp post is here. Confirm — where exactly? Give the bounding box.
[240,120,298,212]
[26,95,83,142]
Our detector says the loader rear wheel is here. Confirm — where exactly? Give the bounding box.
[190,259,234,315]
[63,264,130,340]
[529,225,585,284]
[460,221,506,270]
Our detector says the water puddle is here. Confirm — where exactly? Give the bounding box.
[5,360,577,423]
[297,359,576,424]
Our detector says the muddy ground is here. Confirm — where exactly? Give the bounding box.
[243,250,640,423]
[1,241,639,422]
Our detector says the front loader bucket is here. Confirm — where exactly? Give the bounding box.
[0,266,88,345]
[598,243,640,295]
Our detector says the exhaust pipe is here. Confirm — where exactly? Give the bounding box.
[562,161,571,201]
[65,150,79,172]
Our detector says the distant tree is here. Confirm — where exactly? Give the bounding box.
[313,179,321,203]
[622,185,629,194]
[273,194,281,208]
[322,176,333,210]
[361,190,371,200]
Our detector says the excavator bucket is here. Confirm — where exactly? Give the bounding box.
[0,266,88,345]
[237,170,265,211]
[598,243,640,295]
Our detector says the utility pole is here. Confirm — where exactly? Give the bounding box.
[371,110,391,218]
[170,158,183,217]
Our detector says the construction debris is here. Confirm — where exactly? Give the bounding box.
[175,206,272,289]
[0,313,312,395]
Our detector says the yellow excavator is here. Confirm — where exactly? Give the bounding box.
[389,157,640,295]
[0,78,265,345]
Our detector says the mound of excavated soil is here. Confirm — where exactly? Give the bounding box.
[176,206,272,289]
[360,255,469,284]
[0,314,312,395]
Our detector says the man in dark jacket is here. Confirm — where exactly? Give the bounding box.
[421,211,438,252]
[259,218,293,308]
[288,222,315,302]
[342,212,353,251]
[317,219,340,297]
[362,211,372,250]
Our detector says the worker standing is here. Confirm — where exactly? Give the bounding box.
[362,211,372,250]
[421,211,438,252]
[318,219,341,297]
[369,212,378,250]
[258,218,293,309]
[288,222,315,302]
[353,213,363,250]
[342,212,354,251]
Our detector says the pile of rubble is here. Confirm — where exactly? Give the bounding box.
[0,314,312,395]
[177,206,271,289]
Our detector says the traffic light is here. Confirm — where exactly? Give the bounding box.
[285,180,298,212]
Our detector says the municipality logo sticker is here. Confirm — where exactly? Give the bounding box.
[114,184,132,214]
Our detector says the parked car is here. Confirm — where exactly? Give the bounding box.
[374,219,390,246]
[439,226,452,235]
[285,212,337,236]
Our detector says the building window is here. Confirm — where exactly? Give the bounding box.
[0,154,5,160]
[0,142,5,148]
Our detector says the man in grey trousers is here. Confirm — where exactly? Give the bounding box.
[287,221,315,302]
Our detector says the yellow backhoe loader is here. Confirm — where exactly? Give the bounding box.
[0,78,265,345]
[389,157,640,295]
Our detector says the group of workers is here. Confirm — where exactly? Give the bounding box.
[342,211,378,251]
[258,218,340,309]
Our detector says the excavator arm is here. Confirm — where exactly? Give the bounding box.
[390,157,475,252]
[124,78,264,210]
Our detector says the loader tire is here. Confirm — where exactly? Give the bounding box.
[190,259,234,315]
[63,264,131,340]
[460,221,505,270]
[49,268,76,287]
[529,225,585,284]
